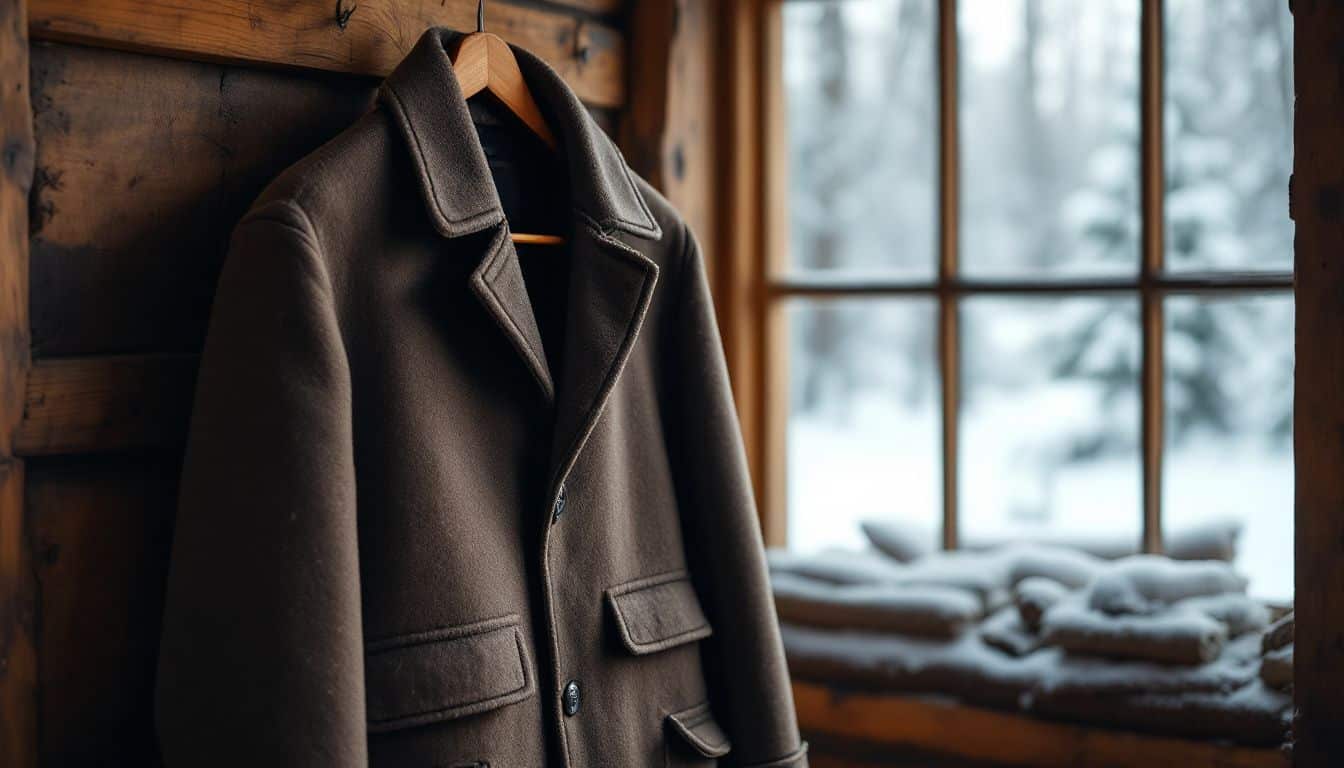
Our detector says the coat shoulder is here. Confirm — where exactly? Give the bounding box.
[249,108,396,224]
[236,108,404,294]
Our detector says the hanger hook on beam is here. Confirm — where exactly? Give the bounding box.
[477,0,485,33]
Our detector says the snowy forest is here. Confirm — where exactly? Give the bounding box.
[783,0,1294,599]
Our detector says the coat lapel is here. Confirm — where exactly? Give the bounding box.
[379,28,666,448]
[469,226,556,402]
[548,224,659,487]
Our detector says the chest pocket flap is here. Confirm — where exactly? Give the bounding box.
[365,613,535,732]
[606,571,713,655]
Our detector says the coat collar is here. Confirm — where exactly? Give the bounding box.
[378,28,663,491]
[378,27,662,242]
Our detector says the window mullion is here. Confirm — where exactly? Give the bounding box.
[1140,0,1166,554]
[938,0,960,550]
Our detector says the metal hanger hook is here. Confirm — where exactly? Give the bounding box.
[477,0,485,33]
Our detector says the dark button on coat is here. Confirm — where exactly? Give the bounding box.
[155,27,806,768]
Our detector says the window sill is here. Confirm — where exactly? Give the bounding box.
[793,681,1289,768]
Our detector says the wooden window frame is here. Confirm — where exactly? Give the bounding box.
[747,0,1294,552]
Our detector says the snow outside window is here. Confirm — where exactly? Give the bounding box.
[780,0,1293,601]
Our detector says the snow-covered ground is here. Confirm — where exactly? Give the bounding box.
[787,391,1293,602]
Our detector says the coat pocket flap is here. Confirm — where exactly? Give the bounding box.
[666,703,732,758]
[365,614,534,732]
[606,571,713,655]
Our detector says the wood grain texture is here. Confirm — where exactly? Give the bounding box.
[793,682,1289,768]
[715,0,770,533]
[28,454,180,767]
[1293,0,1343,762]
[0,460,36,768]
[0,0,36,764]
[622,0,717,254]
[16,355,198,456]
[29,42,375,357]
[28,0,626,108]
[1,0,34,452]
[454,33,558,148]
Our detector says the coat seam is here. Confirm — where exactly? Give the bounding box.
[607,568,692,596]
[365,612,522,654]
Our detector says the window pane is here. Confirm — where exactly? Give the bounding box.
[787,299,940,552]
[1164,0,1293,272]
[961,297,1141,543]
[960,0,1140,277]
[1164,295,1293,600]
[783,0,937,277]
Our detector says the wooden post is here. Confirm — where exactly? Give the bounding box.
[0,0,36,764]
[622,0,719,266]
[1293,0,1344,763]
[623,0,783,539]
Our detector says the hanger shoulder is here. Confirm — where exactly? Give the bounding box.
[451,32,557,149]
[452,33,491,97]
[482,35,557,148]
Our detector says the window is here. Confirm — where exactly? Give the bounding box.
[774,0,1293,600]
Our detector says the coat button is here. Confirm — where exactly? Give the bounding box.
[552,484,567,522]
[562,680,581,716]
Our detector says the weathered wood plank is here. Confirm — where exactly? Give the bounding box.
[2,0,33,454]
[793,682,1289,768]
[16,355,197,457]
[1293,0,1343,762]
[28,43,621,359]
[28,0,626,108]
[28,453,180,766]
[29,42,375,357]
[0,0,36,764]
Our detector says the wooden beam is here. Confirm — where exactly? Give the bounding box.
[28,0,626,108]
[1293,0,1344,762]
[0,0,36,762]
[16,355,197,457]
[621,0,718,248]
[758,1,789,549]
[1,0,33,458]
[793,682,1288,768]
[716,0,772,537]
[620,0,676,190]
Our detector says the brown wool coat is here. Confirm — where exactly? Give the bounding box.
[155,27,806,768]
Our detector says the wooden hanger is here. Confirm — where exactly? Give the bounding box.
[452,0,565,247]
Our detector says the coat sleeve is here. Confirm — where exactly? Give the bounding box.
[156,202,367,767]
[668,225,808,768]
